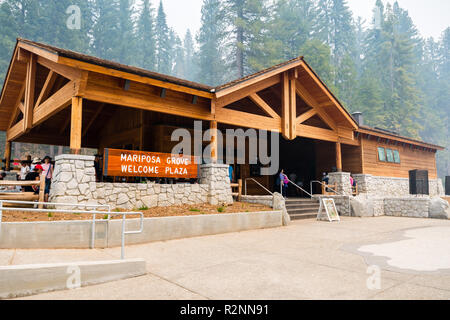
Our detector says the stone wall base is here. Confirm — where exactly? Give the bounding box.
[50,155,234,210]
[351,195,449,219]
[353,174,444,197]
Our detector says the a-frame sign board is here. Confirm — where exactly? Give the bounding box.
[317,198,341,222]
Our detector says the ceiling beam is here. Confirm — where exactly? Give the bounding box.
[82,103,105,137]
[297,109,317,124]
[249,93,280,120]
[24,54,37,132]
[35,71,57,107]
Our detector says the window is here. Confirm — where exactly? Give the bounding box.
[377,147,386,162]
[393,150,401,163]
[386,149,394,163]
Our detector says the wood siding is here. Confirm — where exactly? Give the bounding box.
[361,137,438,179]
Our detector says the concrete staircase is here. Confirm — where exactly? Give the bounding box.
[285,198,320,220]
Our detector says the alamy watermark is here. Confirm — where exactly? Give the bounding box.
[66,5,81,30]
[366,265,381,290]
[66,265,81,289]
[170,121,280,175]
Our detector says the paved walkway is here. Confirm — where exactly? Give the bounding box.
[2,216,450,300]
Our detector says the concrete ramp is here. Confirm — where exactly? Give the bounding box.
[0,259,146,299]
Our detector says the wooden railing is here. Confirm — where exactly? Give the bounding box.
[231,179,243,201]
[0,175,46,208]
[352,185,359,196]
[321,183,337,196]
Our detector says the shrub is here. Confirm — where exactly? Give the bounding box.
[139,206,149,211]
[189,208,201,212]
[217,207,225,213]
[48,213,53,218]
[103,214,109,220]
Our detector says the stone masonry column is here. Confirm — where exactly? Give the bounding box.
[200,163,233,206]
[49,154,97,208]
[353,174,372,194]
[328,172,352,196]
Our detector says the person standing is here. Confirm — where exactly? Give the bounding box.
[41,156,54,202]
[229,165,234,183]
[24,165,43,194]
[279,169,289,198]
[19,161,30,180]
[31,158,41,171]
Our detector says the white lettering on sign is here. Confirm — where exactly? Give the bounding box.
[121,165,160,174]
[165,167,188,175]
[120,153,161,164]
[166,157,190,166]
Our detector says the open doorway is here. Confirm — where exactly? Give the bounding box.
[277,137,317,197]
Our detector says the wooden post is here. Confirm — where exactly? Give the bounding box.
[289,77,297,139]
[238,179,243,202]
[336,142,342,172]
[281,72,290,140]
[139,110,144,151]
[4,141,11,171]
[38,174,45,209]
[24,54,36,133]
[210,120,218,164]
[70,97,83,155]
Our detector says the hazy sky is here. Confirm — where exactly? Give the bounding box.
[152,0,449,40]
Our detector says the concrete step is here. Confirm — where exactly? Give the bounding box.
[285,204,320,211]
[285,199,319,206]
[287,208,319,215]
[289,213,317,220]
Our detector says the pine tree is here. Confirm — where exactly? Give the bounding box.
[155,0,171,74]
[222,0,269,78]
[183,29,196,80]
[300,39,335,90]
[39,0,93,53]
[136,0,156,70]
[268,0,317,62]
[92,0,121,61]
[315,0,357,106]
[172,33,185,78]
[196,0,227,86]
[0,1,17,86]
[117,0,136,65]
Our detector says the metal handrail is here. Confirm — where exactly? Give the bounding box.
[286,178,313,198]
[309,180,353,217]
[244,178,274,196]
[0,200,144,260]
[310,180,340,196]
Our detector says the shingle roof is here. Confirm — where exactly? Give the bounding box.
[214,56,304,92]
[358,125,444,150]
[18,38,214,92]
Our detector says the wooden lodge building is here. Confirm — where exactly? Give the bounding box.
[0,39,445,200]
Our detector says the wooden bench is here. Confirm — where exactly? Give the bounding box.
[231,179,243,201]
[0,175,45,208]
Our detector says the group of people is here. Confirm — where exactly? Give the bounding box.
[17,156,54,202]
[276,170,358,199]
[322,172,357,189]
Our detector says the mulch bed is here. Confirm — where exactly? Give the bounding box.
[1,202,273,222]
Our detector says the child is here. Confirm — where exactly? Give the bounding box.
[19,161,30,180]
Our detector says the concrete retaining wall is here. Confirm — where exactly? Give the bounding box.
[0,211,282,249]
[0,259,146,299]
[240,195,274,207]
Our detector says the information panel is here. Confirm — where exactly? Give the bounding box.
[103,149,199,179]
